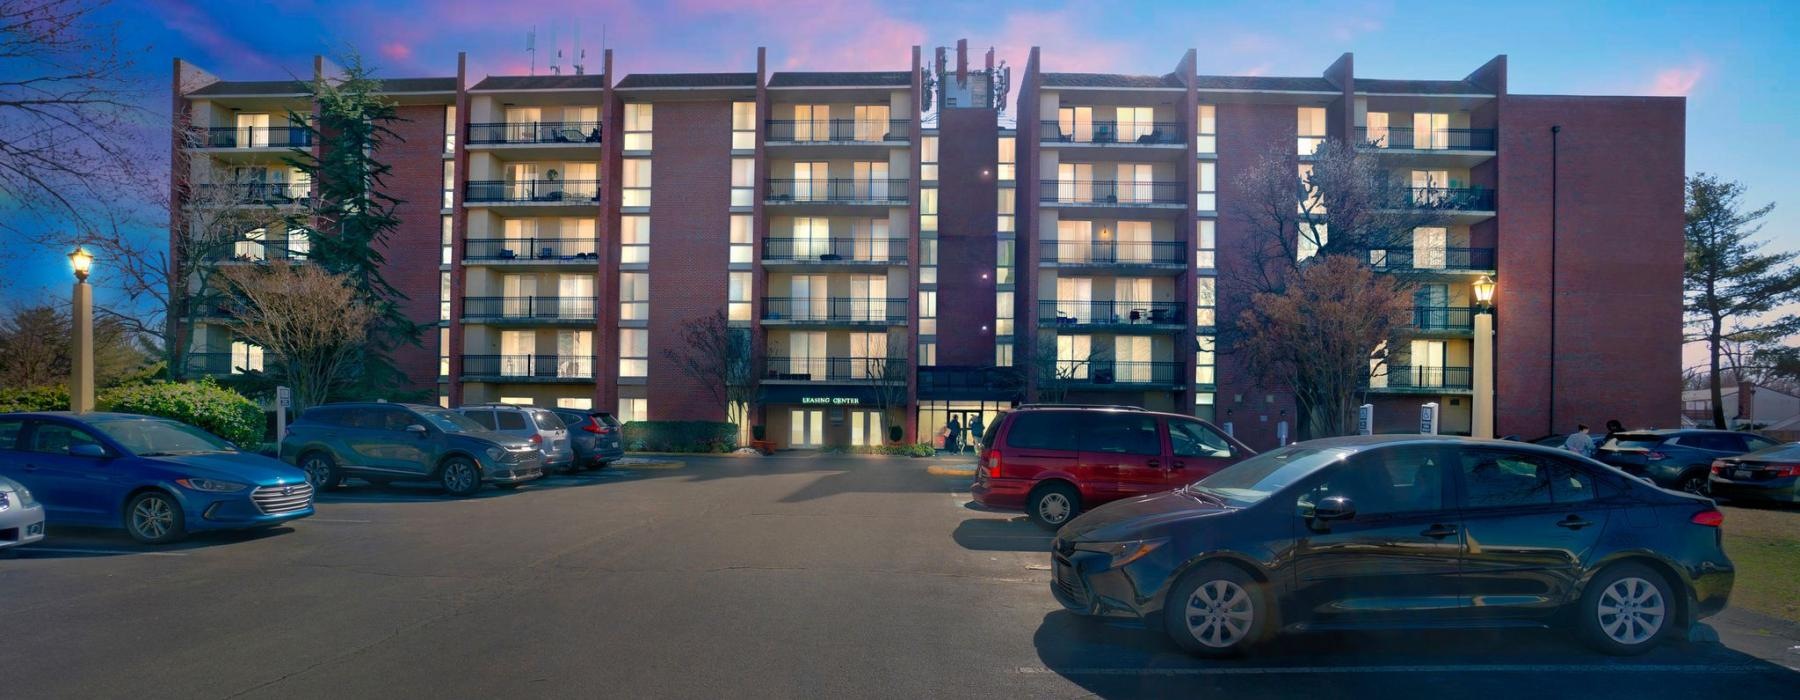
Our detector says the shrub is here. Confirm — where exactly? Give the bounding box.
[0,385,71,413]
[751,424,767,441]
[99,379,265,446]
[887,425,904,444]
[622,420,739,453]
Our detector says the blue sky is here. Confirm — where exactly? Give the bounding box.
[3,0,1795,366]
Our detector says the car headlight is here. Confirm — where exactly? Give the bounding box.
[15,485,36,508]
[1071,538,1168,569]
[486,447,506,462]
[176,478,248,493]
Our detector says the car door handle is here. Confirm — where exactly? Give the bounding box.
[1146,459,1160,468]
[1169,460,1185,470]
[1420,524,1458,539]
[1557,515,1595,530]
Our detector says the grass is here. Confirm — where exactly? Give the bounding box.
[1720,504,1800,623]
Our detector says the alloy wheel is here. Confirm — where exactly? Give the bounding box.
[1596,576,1666,646]
[302,457,331,488]
[444,462,475,492]
[1185,579,1255,648]
[131,496,174,541]
[1038,492,1071,524]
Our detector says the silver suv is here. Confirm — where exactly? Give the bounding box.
[458,405,575,473]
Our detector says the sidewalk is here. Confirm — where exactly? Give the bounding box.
[1711,606,1800,671]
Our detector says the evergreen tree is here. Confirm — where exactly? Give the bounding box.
[1684,173,1799,428]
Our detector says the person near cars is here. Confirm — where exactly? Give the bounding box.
[1604,419,1625,444]
[968,414,985,453]
[1562,423,1594,456]
[946,416,963,455]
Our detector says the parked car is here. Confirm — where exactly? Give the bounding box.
[1708,441,1800,504]
[971,405,1254,529]
[458,404,574,473]
[1051,435,1733,657]
[550,408,624,470]
[0,412,314,544]
[1594,429,1781,494]
[280,403,544,496]
[0,474,46,552]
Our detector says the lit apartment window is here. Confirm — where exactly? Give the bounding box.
[995,342,1012,367]
[439,272,451,321]
[1297,106,1326,155]
[996,239,1014,285]
[919,290,937,336]
[442,161,455,209]
[235,228,266,261]
[997,136,1015,181]
[730,158,754,208]
[558,398,593,410]
[439,327,450,378]
[444,105,457,153]
[441,216,452,265]
[794,105,829,142]
[619,398,646,424]
[1298,164,1324,214]
[1196,276,1216,327]
[622,158,651,207]
[731,101,756,151]
[920,135,939,182]
[997,189,1014,233]
[730,214,753,264]
[920,187,938,232]
[1196,335,1215,385]
[1413,112,1449,150]
[624,103,653,151]
[920,238,937,286]
[621,216,649,264]
[620,272,648,321]
[728,271,751,322]
[995,291,1014,335]
[1366,112,1390,146]
[1196,104,1216,154]
[1196,219,1216,269]
[230,341,263,374]
[288,228,310,259]
[918,341,936,366]
[620,328,648,377]
[439,392,449,409]
[1196,162,1216,211]
[1299,223,1328,261]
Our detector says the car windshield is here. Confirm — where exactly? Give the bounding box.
[91,418,235,456]
[1185,446,1351,506]
[416,408,486,433]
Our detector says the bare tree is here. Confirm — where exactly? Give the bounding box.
[217,262,374,410]
[1022,335,1095,405]
[663,310,760,431]
[862,350,909,444]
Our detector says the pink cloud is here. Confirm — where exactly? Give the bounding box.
[380,42,414,61]
[146,0,281,73]
[990,8,1146,74]
[1645,62,1707,96]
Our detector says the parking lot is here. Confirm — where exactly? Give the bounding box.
[2,453,1796,698]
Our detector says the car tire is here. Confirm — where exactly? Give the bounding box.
[438,457,483,497]
[1577,562,1676,655]
[493,483,522,490]
[124,490,187,545]
[1163,562,1272,657]
[1027,482,1081,530]
[1676,471,1709,497]
[299,451,343,491]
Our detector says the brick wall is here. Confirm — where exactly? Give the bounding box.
[646,99,732,421]
[375,103,454,396]
[936,107,1000,366]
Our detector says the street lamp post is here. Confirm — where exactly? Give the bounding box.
[1472,274,1496,439]
[69,246,96,413]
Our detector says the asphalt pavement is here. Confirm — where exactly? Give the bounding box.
[1,453,1794,699]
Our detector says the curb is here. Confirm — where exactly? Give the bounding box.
[614,458,685,470]
[927,465,977,477]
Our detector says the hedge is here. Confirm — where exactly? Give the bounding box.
[0,385,71,413]
[99,379,267,447]
[622,420,739,452]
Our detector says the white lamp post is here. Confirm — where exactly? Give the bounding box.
[69,246,96,413]
[1472,275,1496,439]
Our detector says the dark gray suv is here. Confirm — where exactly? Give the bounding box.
[280,403,545,496]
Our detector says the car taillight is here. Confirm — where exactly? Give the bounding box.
[1690,509,1724,527]
[530,434,543,446]
[1645,451,1666,461]
[1711,459,1727,475]
[981,449,1000,478]
[1774,464,1800,478]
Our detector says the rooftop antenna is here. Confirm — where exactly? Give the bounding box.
[573,22,585,75]
[526,27,537,76]
[550,26,562,75]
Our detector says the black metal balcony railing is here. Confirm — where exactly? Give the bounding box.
[466,121,603,145]
[1051,360,1180,386]
[761,297,907,323]
[1357,127,1496,152]
[465,238,600,261]
[1374,365,1474,390]
[183,352,240,376]
[1039,179,1185,205]
[1040,120,1185,145]
[193,182,311,205]
[461,296,597,321]
[196,126,312,149]
[1412,305,1476,330]
[762,237,909,264]
[1366,247,1497,272]
[1038,240,1185,266]
[763,357,908,382]
[1040,300,1184,327]
[765,178,910,204]
[461,354,597,379]
[465,179,602,204]
[766,119,912,143]
[209,239,310,263]
[1399,186,1496,211]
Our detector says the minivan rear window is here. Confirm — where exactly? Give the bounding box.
[1004,411,1083,451]
[496,411,528,430]
[532,410,565,431]
[1604,434,1666,451]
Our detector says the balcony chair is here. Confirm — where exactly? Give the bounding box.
[499,249,517,260]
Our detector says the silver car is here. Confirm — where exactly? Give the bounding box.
[0,474,46,552]
[457,404,575,473]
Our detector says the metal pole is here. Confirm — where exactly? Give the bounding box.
[1548,125,1560,435]
[1473,311,1495,438]
[71,280,95,413]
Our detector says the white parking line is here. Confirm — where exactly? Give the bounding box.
[15,547,189,557]
[1014,663,1770,676]
[305,518,372,524]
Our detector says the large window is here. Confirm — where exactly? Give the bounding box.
[918,290,937,336]
[230,341,263,374]
[1195,276,1216,327]
[728,272,751,322]
[920,135,939,182]
[1196,104,1216,154]
[731,101,756,150]
[1413,112,1449,150]
[439,271,451,321]
[730,158,755,208]
[624,103,653,150]
[440,216,452,265]
[997,189,1015,233]
[622,158,651,207]
[618,398,646,424]
[441,161,455,209]
[443,105,457,152]
[621,216,650,264]
[995,239,1014,285]
[730,214,753,264]
[919,187,938,231]
[1196,219,1216,269]
[1297,106,1326,155]
[1196,161,1216,211]
[620,272,649,321]
[1196,334,1215,385]
[620,329,648,377]
[439,327,449,378]
[996,135,1015,181]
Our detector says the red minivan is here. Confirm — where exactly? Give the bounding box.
[971,405,1254,529]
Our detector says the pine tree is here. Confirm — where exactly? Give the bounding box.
[1684,173,1799,428]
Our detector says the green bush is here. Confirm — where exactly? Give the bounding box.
[99,379,265,446]
[0,385,71,413]
[622,420,739,452]
[825,443,937,457]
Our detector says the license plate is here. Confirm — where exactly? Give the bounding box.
[1734,469,1755,480]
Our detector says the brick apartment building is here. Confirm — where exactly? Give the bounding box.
[169,42,1684,450]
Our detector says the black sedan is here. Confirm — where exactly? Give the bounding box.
[1050,435,1733,657]
[1709,441,1800,504]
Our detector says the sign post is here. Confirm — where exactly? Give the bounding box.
[1358,404,1373,435]
[276,386,292,444]
[1419,402,1439,435]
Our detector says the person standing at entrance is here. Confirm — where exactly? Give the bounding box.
[946,416,963,455]
[968,414,985,452]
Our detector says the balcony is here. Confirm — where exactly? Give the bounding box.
[1052,360,1181,388]
[761,297,907,325]
[1367,247,1496,273]
[209,239,310,264]
[183,352,254,377]
[1039,300,1184,330]
[763,357,907,383]
[461,297,596,325]
[1039,120,1184,147]
[460,354,596,382]
[762,237,908,265]
[191,182,310,206]
[766,119,911,144]
[765,178,909,206]
[1371,365,1474,392]
[917,365,1021,400]
[466,121,603,145]
[1357,127,1496,152]
[1394,186,1496,214]
[464,179,601,205]
[465,238,599,263]
[191,126,312,149]
[1411,305,1476,332]
[1039,179,1185,208]
[1038,240,1185,269]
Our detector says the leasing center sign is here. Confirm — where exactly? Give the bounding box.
[800,397,861,405]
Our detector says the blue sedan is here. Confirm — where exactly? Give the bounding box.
[0,412,314,544]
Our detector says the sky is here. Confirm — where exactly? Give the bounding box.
[3,0,1796,369]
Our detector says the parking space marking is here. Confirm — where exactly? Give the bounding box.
[306,518,372,524]
[1013,663,1772,676]
[15,547,189,557]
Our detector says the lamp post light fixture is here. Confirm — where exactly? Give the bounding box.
[1472,274,1496,309]
[1472,275,1497,439]
[69,245,96,413]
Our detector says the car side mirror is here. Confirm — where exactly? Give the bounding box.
[1313,495,1356,521]
[406,424,428,436]
[70,443,108,458]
